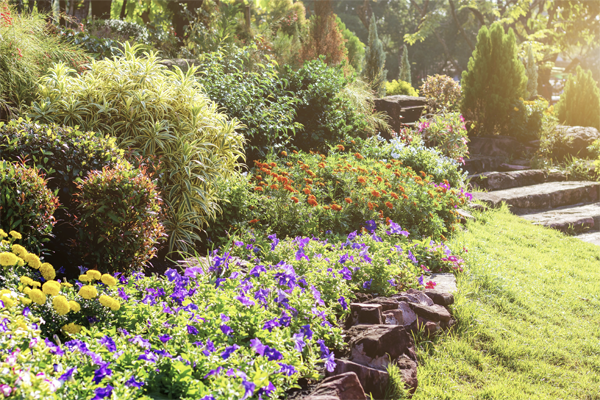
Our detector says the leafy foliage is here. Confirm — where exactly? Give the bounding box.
[507,97,549,140]
[385,80,419,97]
[336,16,365,73]
[419,74,462,113]
[0,161,59,253]
[556,66,600,130]
[460,23,528,136]
[416,113,470,163]
[74,163,165,273]
[29,44,244,254]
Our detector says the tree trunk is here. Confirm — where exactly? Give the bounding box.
[91,0,111,19]
[448,0,474,52]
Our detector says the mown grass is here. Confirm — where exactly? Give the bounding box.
[413,206,600,400]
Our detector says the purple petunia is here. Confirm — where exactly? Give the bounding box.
[91,385,113,400]
[92,363,112,384]
[187,325,199,335]
[300,324,313,339]
[338,296,348,310]
[264,346,283,361]
[59,367,77,382]
[159,335,171,343]
[221,344,240,360]
[220,325,234,336]
[241,379,256,400]
[250,338,266,356]
[99,336,116,353]
[363,279,372,290]
[235,295,255,307]
[365,219,377,233]
[338,266,352,280]
[279,362,298,376]
[292,333,306,352]
[138,351,159,363]
[125,375,145,388]
[263,319,280,332]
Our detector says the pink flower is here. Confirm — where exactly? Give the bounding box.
[0,385,12,396]
[425,281,437,289]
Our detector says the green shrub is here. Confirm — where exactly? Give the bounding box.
[336,16,365,73]
[29,43,244,253]
[416,113,470,163]
[461,23,528,136]
[0,161,59,254]
[556,66,600,130]
[362,17,387,97]
[385,79,419,97]
[0,3,89,117]
[74,163,165,273]
[507,97,548,140]
[419,74,461,113]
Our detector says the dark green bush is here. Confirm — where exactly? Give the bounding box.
[556,66,600,130]
[0,161,59,254]
[74,162,165,273]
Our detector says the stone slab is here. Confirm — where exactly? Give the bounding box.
[521,202,600,233]
[472,181,600,210]
[429,273,457,293]
[575,231,600,246]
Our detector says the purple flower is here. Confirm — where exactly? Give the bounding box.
[363,279,372,290]
[241,379,256,400]
[268,234,280,251]
[258,382,276,397]
[220,325,233,336]
[91,385,113,400]
[418,275,424,286]
[45,338,64,356]
[250,338,266,356]
[125,375,145,388]
[325,352,336,372]
[278,311,291,327]
[234,241,244,247]
[292,333,305,352]
[300,324,313,339]
[99,336,117,353]
[263,319,280,332]
[408,250,417,264]
[187,325,199,335]
[264,347,283,361]
[203,339,215,356]
[310,285,325,307]
[338,296,348,310]
[184,267,204,278]
[338,266,352,280]
[387,221,409,236]
[59,367,77,382]
[138,351,159,363]
[204,366,223,379]
[365,220,377,233]
[279,362,297,376]
[235,295,255,307]
[338,253,349,264]
[254,288,270,308]
[129,335,151,349]
[159,335,171,343]
[295,249,309,261]
[165,268,181,282]
[221,344,240,360]
[347,231,357,241]
[92,363,112,384]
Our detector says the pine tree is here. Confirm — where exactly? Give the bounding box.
[299,0,348,67]
[556,66,600,130]
[525,43,538,99]
[362,17,387,97]
[399,44,411,86]
[461,23,528,136]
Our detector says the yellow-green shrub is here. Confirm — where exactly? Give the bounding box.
[385,79,419,97]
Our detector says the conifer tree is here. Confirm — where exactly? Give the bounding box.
[299,0,348,66]
[362,17,387,97]
[460,23,528,136]
[399,44,411,86]
[556,66,600,130]
[525,43,538,99]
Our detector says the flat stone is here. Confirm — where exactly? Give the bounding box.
[521,202,600,233]
[575,231,600,246]
[554,125,600,158]
[307,371,367,400]
[329,359,388,399]
[469,136,526,158]
[393,288,434,306]
[456,208,475,223]
[423,289,454,306]
[409,303,452,323]
[469,169,546,191]
[463,156,505,174]
[347,325,416,370]
[472,181,600,210]
[349,303,383,325]
[498,163,530,171]
[364,297,399,311]
[429,273,457,293]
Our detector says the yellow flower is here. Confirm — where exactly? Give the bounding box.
[29,289,47,305]
[52,295,70,315]
[87,270,101,281]
[0,229,7,238]
[62,322,81,334]
[42,281,61,296]
[23,253,42,270]
[61,282,73,288]
[101,274,117,287]
[16,258,24,267]
[21,297,32,305]
[0,252,19,267]
[11,244,27,257]
[40,263,56,281]
[68,300,81,313]
[78,285,98,300]
[9,231,22,240]
[31,281,41,288]
[0,291,15,308]
[79,274,91,283]
[23,287,32,295]
[99,295,120,311]
[20,276,35,286]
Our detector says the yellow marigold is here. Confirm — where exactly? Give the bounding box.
[23,287,32,295]
[68,300,81,313]
[0,229,7,238]
[61,282,73,288]
[52,295,70,316]
[31,281,41,288]
[21,297,32,305]
[87,270,101,281]
[16,258,24,267]
[0,291,15,308]
[62,322,81,334]
[99,295,120,311]
[281,151,287,156]
[23,253,42,270]
[42,281,61,296]
[78,285,98,300]
[79,274,91,283]
[9,231,22,240]
[101,274,117,287]
[29,289,47,305]
[11,244,27,257]
[20,276,35,286]
[40,263,56,281]
[0,252,19,267]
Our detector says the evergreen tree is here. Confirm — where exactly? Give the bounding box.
[525,43,538,99]
[556,66,600,130]
[461,23,528,136]
[399,44,411,86]
[362,17,387,97]
[300,0,348,66]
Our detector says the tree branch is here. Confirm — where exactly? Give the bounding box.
[449,0,474,51]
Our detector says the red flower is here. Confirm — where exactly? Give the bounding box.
[425,281,437,289]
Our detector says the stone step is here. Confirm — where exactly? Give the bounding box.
[521,202,600,233]
[575,231,600,246]
[472,181,600,211]
[469,169,567,191]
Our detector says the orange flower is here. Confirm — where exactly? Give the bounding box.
[281,151,287,156]
[269,162,276,168]
[368,202,374,210]
[390,192,399,199]
[351,140,355,144]
[337,144,345,151]
[386,164,392,169]
[379,210,384,219]
[249,219,259,224]
[354,153,364,160]
[293,150,298,154]
[255,175,262,180]
[286,162,293,166]
[357,176,366,184]
[402,194,409,199]
[318,162,326,168]
[385,201,393,209]
[323,205,331,210]
[291,196,299,203]
[307,195,318,207]
[371,190,381,198]
[331,204,342,211]
[345,198,352,204]
[304,178,313,184]
[381,189,387,194]
[270,184,279,190]
[303,188,311,195]
[254,187,264,192]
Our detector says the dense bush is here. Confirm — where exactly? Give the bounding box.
[556,66,600,130]
[461,23,528,136]
[507,97,548,140]
[0,161,59,253]
[0,3,89,118]
[196,47,301,161]
[385,80,418,97]
[29,44,244,254]
[416,113,470,163]
[419,74,461,113]
[74,163,165,273]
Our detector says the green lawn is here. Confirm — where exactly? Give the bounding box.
[413,207,600,400]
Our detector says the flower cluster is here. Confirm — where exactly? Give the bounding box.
[416,112,469,163]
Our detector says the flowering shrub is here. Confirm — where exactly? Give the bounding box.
[0,161,59,254]
[416,113,469,163]
[74,163,166,273]
[507,97,548,140]
[419,74,461,113]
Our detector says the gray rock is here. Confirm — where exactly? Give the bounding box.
[469,136,526,158]
[382,301,417,326]
[430,273,458,293]
[469,170,547,191]
[349,303,383,325]
[393,288,434,306]
[347,325,416,370]
[364,297,399,311]
[306,371,367,400]
[423,290,454,306]
[329,360,388,399]
[409,303,452,323]
[396,354,419,393]
[555,125,600,158]
[415,315,442,335]
[521,202,600,234]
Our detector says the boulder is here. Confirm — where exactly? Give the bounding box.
[382,302,417,326]
[347,325,416,370]
[423,290,454,306]
[414,315,441,335]
[349,303,383,325]
[555,125,600,158]
[396,354,419,393]
[374,95,427,134]
[409,303,452,323]
[469,136,526,158]
[393,289,434,306]
[306,372,367,400]
[364,297,399,311]
[329,359,389,399]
